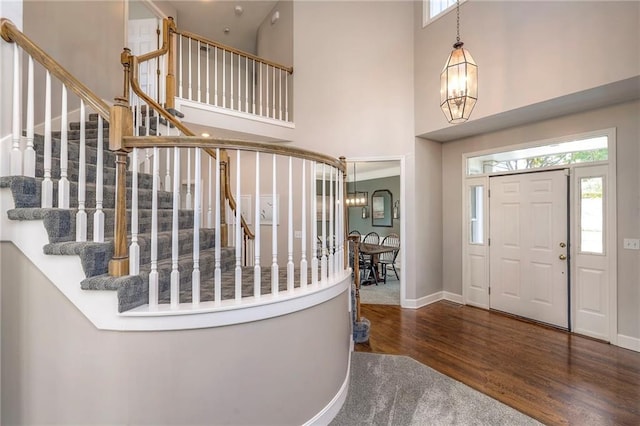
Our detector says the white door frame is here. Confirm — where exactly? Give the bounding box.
[461,128,617,344]
[347,155,406,307]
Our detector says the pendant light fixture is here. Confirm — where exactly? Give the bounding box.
[346,162,368,208]
[440,0,478,124]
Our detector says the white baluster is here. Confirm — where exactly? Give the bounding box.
[129,147,140,273]
[76,101,87,241]
[234,149,242,300]
[285,73,289,122]
[214,46,219,107]
[272,66,276,118]
[144,148,151,173]
[278,69,283,121]
[192,148,202,305]
[266,66,270,118]
[149,146,160,308]
[245,56,249,112]
[223,51,227,108]
[41,71,53,208]
[178,34,183,98]
[238,54,242,112]
[336,168,343,272]
[170,146,181,308]
[321,164,327,282]
[24,56,35,177]
[93,115,105,242]
[252,60,256,115]
[254,151,261,297]
[58,85,70,208]
[214,149,222,304]
[164,146,171,191]
[188,37,193,100]
[186,148,192,209]
[271,154,279,295]
[206,44,210,104]
[230,53,234,111]
[197,40,201,102]
[311,162,318,285]
[328,167,334,277]
[10,44,22,176]
[287,156,294,292]
[259,63,263,117]
[300,160,307,288]
[207,156,213,227]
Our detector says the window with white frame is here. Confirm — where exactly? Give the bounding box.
[423,0,467,26]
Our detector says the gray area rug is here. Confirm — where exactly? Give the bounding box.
[359,279,400,305]
[331,352,541,426]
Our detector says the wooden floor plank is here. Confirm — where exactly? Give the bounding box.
[355,301,640,425]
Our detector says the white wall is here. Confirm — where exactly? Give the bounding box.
[291,1,423,301]
[1,241,351,425]
[257,0,293,67]
[415,0,640,136]
[440,100,640,340]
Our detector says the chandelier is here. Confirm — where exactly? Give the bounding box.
[440,0,478,124]
[346,163,368,208]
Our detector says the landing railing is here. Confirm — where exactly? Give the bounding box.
[175,21,293,123]
[0,18,110,242]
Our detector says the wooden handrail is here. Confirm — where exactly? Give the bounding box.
[177,28,293,74]
[123,136,346,173]
[0,18,110,121]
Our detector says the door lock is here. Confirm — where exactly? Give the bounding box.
[559,254,567,260]
[559,242,566,248]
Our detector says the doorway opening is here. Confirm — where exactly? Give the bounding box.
[347,158,404,307]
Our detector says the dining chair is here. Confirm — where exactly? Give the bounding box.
[361,232,380,285]
[379,233,400,283]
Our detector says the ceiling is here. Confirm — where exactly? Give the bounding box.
[164,0,278,54]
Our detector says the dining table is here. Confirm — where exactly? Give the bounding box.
[358,242,396,285]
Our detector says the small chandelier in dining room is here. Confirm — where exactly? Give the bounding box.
[346,162,368,208]
[440,0,478,124]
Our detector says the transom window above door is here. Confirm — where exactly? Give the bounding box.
[466,135,609,176]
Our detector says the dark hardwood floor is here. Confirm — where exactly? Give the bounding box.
[355,301,640,425]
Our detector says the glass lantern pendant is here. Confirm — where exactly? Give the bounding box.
[440,41,478,124]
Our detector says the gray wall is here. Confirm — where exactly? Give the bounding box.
[440,100,640,339]
[1,242,351,425]
[347,175,400,239]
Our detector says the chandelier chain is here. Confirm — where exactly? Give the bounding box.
[456,0,460,43]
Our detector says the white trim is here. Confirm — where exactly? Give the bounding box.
[404,290,444,309]
[617,334,640,353]
[422,0,468,28]
[176,98,295,128]
[346,155,406,308]
[304,350,351,426]
[443,291,463,304]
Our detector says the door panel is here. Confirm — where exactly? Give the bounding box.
[490,170,568,328]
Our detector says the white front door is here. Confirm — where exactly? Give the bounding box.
[128,18,159,98]
[489,170,569,328]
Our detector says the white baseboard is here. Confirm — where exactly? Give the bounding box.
[617,334,640,353]
[305,350,351,426]
[403,291,463,309]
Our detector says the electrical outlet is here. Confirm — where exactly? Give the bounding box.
[623,238,640,250]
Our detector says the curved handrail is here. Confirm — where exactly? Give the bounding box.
[0,18,110,121]
[177,28,293,74]
[123,136,346,172]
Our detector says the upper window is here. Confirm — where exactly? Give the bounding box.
[423,0,467,26]
[466,135,609,176]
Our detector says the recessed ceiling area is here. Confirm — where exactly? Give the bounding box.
[166,0,278,54]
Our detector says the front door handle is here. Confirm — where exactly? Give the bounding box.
[559,254,567,260]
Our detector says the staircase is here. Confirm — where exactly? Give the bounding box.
[1,114,240,312]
